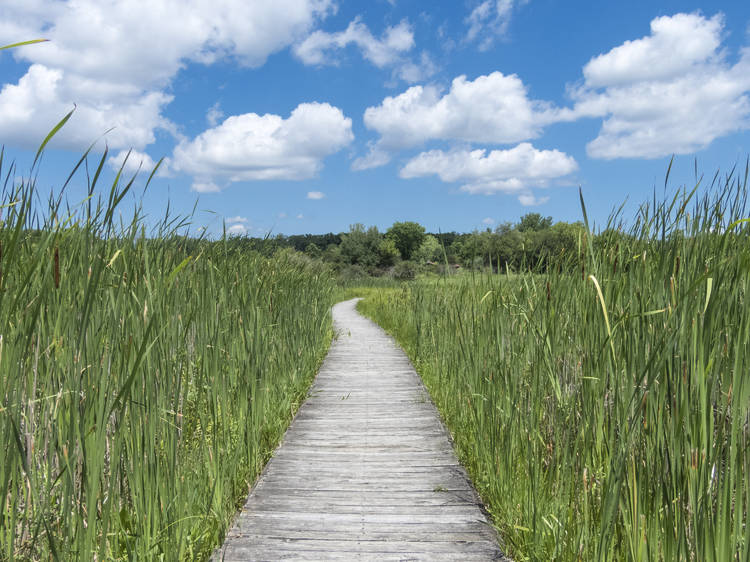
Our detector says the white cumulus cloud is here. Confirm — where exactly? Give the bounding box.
[0,0,334,151]
[361,71,560,153]
[107,149,163,175]
[582,13,723,88]
[227,223,247,235]
[0,64,171,151]
[225,216,249,235]
[400,143,577,204]
[172,102,353,190]
[569,12,750,159]
[307,191,325,199]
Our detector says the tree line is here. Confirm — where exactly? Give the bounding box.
[226,213,587,279]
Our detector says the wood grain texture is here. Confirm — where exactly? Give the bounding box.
[214,298,508,561]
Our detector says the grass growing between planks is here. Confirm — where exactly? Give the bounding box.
[359,168,750,561]
[0,149,336,560]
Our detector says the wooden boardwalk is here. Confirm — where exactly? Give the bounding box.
[214,298,507,561]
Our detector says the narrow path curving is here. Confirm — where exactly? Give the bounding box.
[214,298,508,561]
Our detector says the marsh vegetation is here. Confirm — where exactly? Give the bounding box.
[359,168,750,560]
[0,147,335,559]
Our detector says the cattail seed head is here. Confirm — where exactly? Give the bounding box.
[54,246,60,289]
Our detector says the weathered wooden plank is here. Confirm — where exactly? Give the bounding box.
[223,529,497,543]
[221,537,504,555]
[271,451,457,461]
[225,525,499,544]
[219,549,500,562]
[264,463,458,475]
[213,298,508,561]
[239,488,478,502]
[266,461,461,470]
[231,511,494,526]
[246,496,478,509]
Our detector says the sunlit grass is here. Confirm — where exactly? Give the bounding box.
[359,167,750,561]
[0,148,335,560]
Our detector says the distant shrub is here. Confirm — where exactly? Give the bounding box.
[338,264,369,282]
[392,260,417,280]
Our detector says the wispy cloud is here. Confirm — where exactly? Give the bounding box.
[295,18,435,83]
[226,216,248,224]
[465,0,529,51]
[206,102,224,127]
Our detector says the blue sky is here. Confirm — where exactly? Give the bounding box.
[1,1,749,236]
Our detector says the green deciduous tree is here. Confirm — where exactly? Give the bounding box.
[517,212,553,232]
[377,238,401,267]
[304,243,322,259]
[413,235,443,264]
[340,223,382,268]
[386,221,425,261]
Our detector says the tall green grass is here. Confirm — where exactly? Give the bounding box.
[0,149,335,560]
[360,168,750,561]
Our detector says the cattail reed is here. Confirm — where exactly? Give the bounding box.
[53,246,59,289]
[359,164,750,561]
[0,153,336,561]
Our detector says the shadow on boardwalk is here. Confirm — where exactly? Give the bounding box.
[214,298,509,561]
